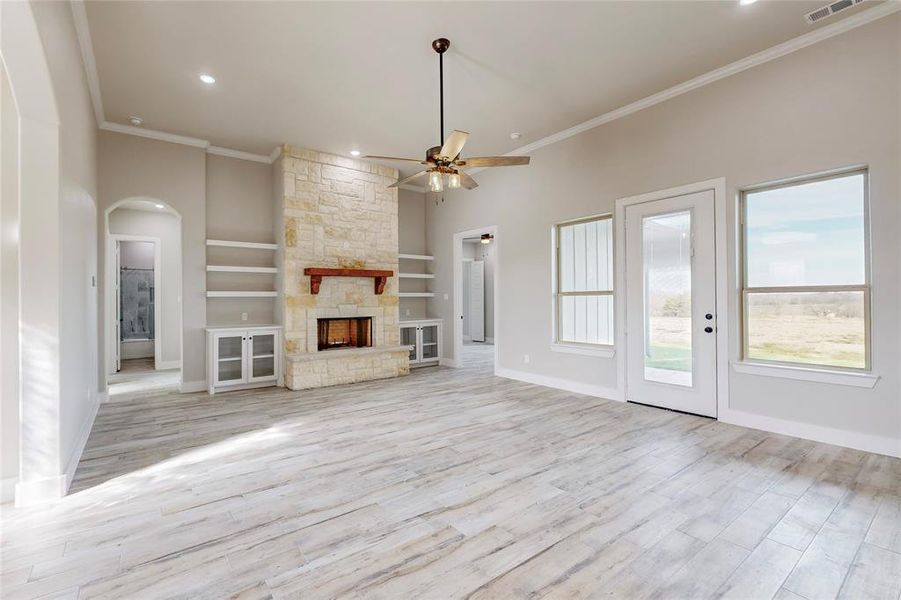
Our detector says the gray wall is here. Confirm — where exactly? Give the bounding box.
[206,153,276,326]
[98,131,207,387]
[398,188,428,319]
[426,16,900,444]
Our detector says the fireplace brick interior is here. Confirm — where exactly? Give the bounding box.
[317,317,372,351]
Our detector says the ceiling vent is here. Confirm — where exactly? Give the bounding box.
[805,0,866,24]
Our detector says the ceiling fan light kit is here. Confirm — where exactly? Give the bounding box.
[365,37,530,193]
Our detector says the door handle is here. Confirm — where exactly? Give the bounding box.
[705,313,713,320]
[704,326,714,333]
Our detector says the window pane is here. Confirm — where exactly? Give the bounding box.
[559,218,612,292]
[559,295,613,345]
[746,291,865,369]
[643,211,693,387]
[745,173,865,287]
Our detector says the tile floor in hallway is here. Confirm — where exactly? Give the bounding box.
[2,346,900,599]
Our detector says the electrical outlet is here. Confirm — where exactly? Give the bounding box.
[405,308,410,317]
[523,354,530,364]
[241,312,248,321]
[443,293,449,301]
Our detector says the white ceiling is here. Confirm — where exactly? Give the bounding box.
[84,1,880,176]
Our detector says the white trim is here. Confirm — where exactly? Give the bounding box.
[550,343,615,358]
[206,265,278,273]
[207,291,278,298]
[69,1,103,126]
[398,273,434,279]
[731,361,880,388]
[485,337,495,344]
[453,226,500,373]
[719,408,900,459]
[614,178,729,416]
[495,366,622,402]
[15,475,66,507]
[398,292,434,298]
[1,477,17,504]
[269,146,282,163]
[206,239,278,250]
[207,145,272,164]
[475,3,901,170]
[179,380,207,393]
[100,121,209,148]
[155,359,182,371]
[438,358,458,368]
[62,394,100,493]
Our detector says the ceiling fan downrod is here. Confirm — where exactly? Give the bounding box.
[432,38,450,147]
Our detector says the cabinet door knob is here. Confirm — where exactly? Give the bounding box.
[704,326,713,333]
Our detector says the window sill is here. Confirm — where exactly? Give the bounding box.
[731,361,879,389]
[551,343,615,358]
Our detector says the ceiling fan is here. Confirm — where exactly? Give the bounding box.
[365,38,530,192]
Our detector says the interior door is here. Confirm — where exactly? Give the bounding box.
[625,190,717,417]
[115,240,121,372]
[469,260,485,342]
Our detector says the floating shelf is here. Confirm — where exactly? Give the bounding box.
[207,239,278,250]
[399,254,434,261]
[207,291,278,298]
[399,292,435,298]
[399,273,434,279]
[207,265,278,273]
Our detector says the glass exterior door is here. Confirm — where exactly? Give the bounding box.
[626,190,718,418]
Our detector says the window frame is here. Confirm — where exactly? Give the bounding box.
[739,167,872,372]
[553,213,614,349]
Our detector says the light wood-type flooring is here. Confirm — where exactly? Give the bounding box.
[2,346,900,599]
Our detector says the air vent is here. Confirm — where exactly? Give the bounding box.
[805,0,866,24]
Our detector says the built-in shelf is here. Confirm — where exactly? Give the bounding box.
[207,239,278,250]
[399,273,435,279]
[207,291,278,298]
[207,265,278,273]
[399,292,435,298]
[252,354,275,359]
[399,253,434,261]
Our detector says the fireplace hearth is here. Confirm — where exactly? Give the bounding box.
[317,317,372,351]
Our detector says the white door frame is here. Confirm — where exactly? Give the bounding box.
[452,226,499,371]
[106,234,162,373]
[614,178,729,418]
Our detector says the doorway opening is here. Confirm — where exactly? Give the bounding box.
[453,227,498,370]
[105,199,183,401]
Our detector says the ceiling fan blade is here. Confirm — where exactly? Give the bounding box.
[364,155,427,164]
[388,170,430,188]
[439,130,469,160]
[459,172,478,190]
[456,156,530,168]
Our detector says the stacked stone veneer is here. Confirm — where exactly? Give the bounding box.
[276,145,410,389]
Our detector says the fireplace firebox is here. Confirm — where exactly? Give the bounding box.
[317,317,372,351]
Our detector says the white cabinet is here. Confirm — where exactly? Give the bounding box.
[400,319,442,367]
[206,326,282,394]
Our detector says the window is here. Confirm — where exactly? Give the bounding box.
[555,215,613,346]
[741,170,869,370]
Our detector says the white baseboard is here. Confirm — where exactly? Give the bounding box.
[720,408,900,458]
[463,335,471,342]
[1,477,17,504]
[62,394,101,493]
[439,358,459,368]
[155,360,181,371]
[485,337,495,344]
[98,391,109,404]
[495,366,623,402]
[179,380,207,393]
[15,475,66,506]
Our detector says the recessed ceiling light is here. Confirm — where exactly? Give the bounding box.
[199,73,216,84]
[350,150,361,157]
[739,0,758,5]
[510,132,522,140]
[154,203,164,209]
[128,116,143,126]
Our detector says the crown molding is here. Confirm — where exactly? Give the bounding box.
[100,121,210,148]
[208,145,273,163]
[484,1,901,169]
[70,0,103,126]
[268,146,283,163]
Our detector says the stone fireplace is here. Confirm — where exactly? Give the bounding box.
[274,145,410,389]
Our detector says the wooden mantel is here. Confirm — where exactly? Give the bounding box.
[303,267,394,295]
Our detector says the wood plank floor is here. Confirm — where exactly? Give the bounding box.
[2,346,900,599]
